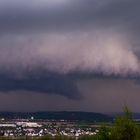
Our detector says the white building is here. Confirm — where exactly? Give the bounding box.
[0,124,16,127]
[16,122,42,127]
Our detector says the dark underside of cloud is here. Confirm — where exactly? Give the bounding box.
[0,72,82,100]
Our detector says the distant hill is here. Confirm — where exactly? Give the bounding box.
[108,112,140,121]
[0,112,113,122]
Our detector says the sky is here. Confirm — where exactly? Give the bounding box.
[0,0,140,112]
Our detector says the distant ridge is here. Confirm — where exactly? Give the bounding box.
[109,112,140,120]
[0,112,113,122]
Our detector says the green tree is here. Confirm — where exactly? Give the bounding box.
[111,107,138,140]
[97,125,111,140]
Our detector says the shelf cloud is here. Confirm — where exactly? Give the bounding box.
[0,0,140,111]
[0,30,139,76]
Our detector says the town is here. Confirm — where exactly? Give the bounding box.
[0,117,100,138]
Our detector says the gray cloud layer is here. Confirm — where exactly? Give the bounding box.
[0,0,139,33]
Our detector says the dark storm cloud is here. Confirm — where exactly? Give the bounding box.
[0,0,140,102]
